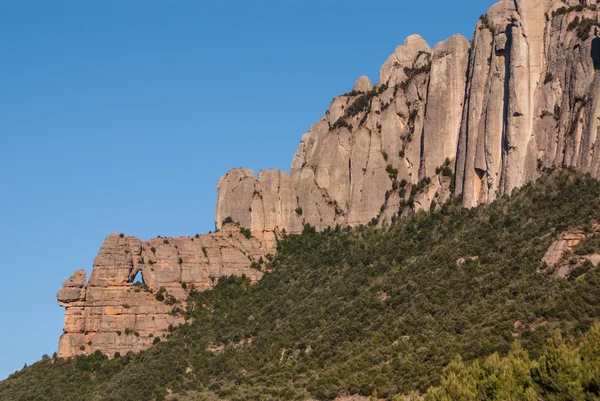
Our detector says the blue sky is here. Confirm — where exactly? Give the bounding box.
[0,0,496,380]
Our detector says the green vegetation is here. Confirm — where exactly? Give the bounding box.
[331,84,389,131]
[575,18,600,40]
[479,14,493,33]
[330,117,352,131]
[3,171,600,401]
[386,164,399,180]
[566,15,600,40]
[345,89,377,117]
[400,62,432,91]
[423,325,600,401]
[552,3,596,18]
[552,4,600,40]
[240,227,252,240]
[342,90,365,97]
[435,159,453,178]
[155,286,166,302]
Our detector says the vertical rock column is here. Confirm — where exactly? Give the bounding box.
[421,34,470,178]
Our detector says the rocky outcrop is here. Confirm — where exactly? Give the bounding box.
[540,223,600,279]
[57,225,272,358]
[458,0,600,206]
[421,34,470,179]
[215,168,303,235]
[541,232,587,269]
[58,0,600,359]
[57,270,86,303]
[217,0,600,229]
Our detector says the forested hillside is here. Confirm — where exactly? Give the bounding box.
[2,171,600,401]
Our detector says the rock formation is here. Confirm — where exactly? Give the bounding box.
[540,225,600,278]
[217,0,600,229]
[58,0,600,358]
[57,225,272,358]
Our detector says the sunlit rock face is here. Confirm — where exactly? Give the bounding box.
[457,0,600,206]
[219,0,600,225]
[57,228,272,358]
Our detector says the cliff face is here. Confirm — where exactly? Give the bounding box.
[217,0,600,228]
[57,225,272,358]
[457,0,600,206]
[58,0,600,359]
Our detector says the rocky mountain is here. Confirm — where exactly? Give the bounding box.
[57,0,600,359]
[57,226,272,358]
[217,0,600,229]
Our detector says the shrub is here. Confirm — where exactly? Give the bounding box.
[330,117,353,131]
[386,164,399,180]
[240,227,252,240]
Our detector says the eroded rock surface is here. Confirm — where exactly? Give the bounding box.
[540,225,600,279]
[217,0,600,229]
[57,225,272,358]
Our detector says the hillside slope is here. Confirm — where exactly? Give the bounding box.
[3,171,600,401]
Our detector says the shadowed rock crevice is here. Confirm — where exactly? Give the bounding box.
[592,35,600,70]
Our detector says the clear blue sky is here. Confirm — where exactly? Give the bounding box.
[0,0,496,380]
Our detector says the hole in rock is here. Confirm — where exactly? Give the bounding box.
[132,269,145,284]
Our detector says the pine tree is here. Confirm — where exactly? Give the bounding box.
[533,332,585,401]
[580,323,600,398]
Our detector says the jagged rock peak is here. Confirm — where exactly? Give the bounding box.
[215,168,303,234]
[379,34,431,86]
[352,76,373,92]
[219,0,600,228]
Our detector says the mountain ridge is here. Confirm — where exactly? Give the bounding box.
[216,0,600,231]
[56,0,600,360]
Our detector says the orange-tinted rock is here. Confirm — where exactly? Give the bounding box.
[57,225,273,358]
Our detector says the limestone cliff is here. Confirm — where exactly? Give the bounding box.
[217,0,600,228]
[57,225,272,358]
